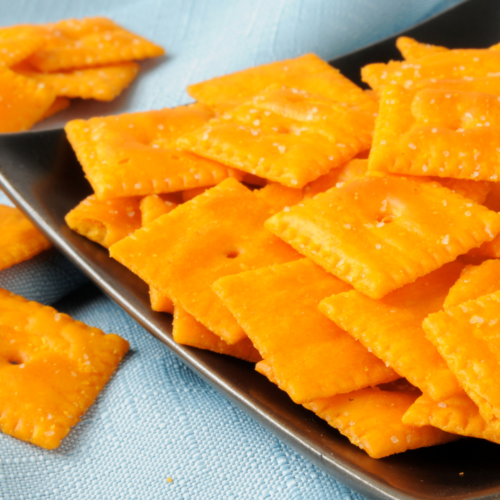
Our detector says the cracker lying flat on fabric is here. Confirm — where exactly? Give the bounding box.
[266,175,500,298]
[176,87,374,188]
[0,205,52,272]
[173,306,261,362]
[0,288,129,449]
[65,104,240,199]
[110,179,299,344]
[213,259,397,403]
[26,17,165,72]
[65,194,142,248]
[424,291,500,422]
[319,262,463,401]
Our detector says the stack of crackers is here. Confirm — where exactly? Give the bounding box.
[0,17,164,132]
[63,38,500,459]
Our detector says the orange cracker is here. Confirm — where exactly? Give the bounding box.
[0,67,56,132]
[212,259,397,403]
[0,25,46,67]
[370,83,500,180]
[303,158,368,199]
[424,291,500,422]
[403,392,500,444]
[109,179,299,344]
[27,17,164,73]
[16,62,140,101]
[265,175,500,299]
[176,86,375,188]
[65,194,142,248]
[444,259,500,309]
[304,384,457,459]
[139,194,179,226]
[362,49,500,92]
[319,262,463,401]
[40,96,70,120]
[173,306,261,362]
[254,182,304,214]
[187,53,377,113]
[0,288,129,449]
[0,205,51,272]
[149,287,174,314]
[65,103,240,200]
[255,359,278,384]
[181,186,213,202]
[396,36,448,61]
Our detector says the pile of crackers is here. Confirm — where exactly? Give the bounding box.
[63,37,500,459]
[0,17,164,132]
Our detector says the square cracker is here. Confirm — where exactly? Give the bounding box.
[65,194,142,248]
[444,259,500,309]
[27,17,164,72]
[265,175,500,298]
[403,392,500,444]
[15,62,140,101]
[187,53,376,113]
[0,288,129,449]
[396,37,448,62]
[424,291,500,422]
[173,306,261,363]
[304,383,457,459]
[0,205,51,272]
[176,86,375,188]
[370,81,500,180]
[213,259,397,403]
[110,179,299,344]
[0,67,56,132]
[362,49,500,92]
[65,103,241,200]
[319,262,463,401]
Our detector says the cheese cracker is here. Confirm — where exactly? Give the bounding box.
[110,179,299,344]
[173,306,261,362]
[213,259,397,403]
[304,384,457,459]
[424,291,500,422]
[319,262,463,401]
[0,288,129,449]
[0,205,52,272]
[266,175,500,298]
[65,104,240,200]
[65,194,141,248]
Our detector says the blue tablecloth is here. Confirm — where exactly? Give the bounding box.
[0,1,463,498]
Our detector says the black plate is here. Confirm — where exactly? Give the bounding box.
[2,1,500,498]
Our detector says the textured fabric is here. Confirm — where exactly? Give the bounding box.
[0,1,464,499]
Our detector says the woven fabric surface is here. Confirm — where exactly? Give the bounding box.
[0,1,464,499]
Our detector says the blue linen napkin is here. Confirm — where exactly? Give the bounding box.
[0,1,464,498]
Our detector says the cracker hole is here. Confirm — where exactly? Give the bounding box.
[226,251,239,259]
[8,358,22,366]
[118,158,130,164]
[375,213,395,224]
